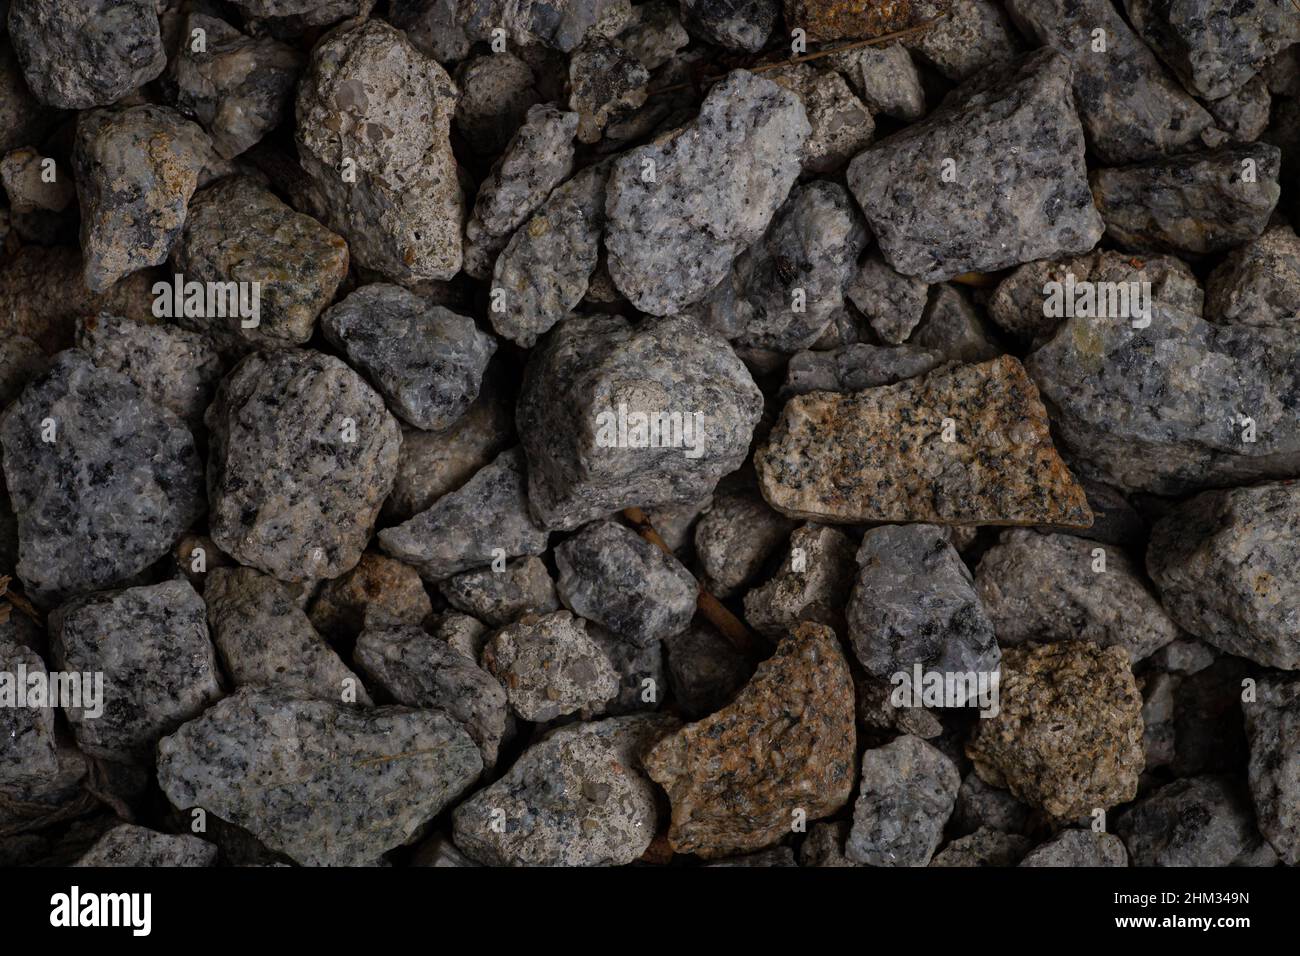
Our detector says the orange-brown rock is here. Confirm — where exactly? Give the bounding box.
[783,0,935,42]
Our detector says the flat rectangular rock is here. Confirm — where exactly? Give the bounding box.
[756,355,1093,526]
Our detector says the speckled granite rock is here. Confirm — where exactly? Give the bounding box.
[322,284,496,431]
[8,0,166,109]
[976,529,1179,662]
[664,622,752,719]
[157,688,482,867]
[1117,775,1258,866]
[379,447,549,581]
[75,313,222,429]
[1207,76,1271,143]
[605,70,810,314]
[681,0,777,50]
[490,161,609,347]
[644,623,855,858]
[170,13,303,159]
[847,524,1000,696]
[758,356,1092,527]
[1004,0,1213,164]
[930,827,1031,867]
[445,0,633,53]
[769,66,873,175]
[307,552,432,641]
[782,344,947,395]
[439,556,558,627]
[1243,675,1300,864]
[743,523,855,638]
[569,36,647,143]
[618,0,690,67]
[584,624,665,716]
[694,180,867,351]
[1090,145,1280,257]
[226,0,374,28]
[966,642,1144,820]
[206,348,401,584]
[693,491,797,598]
[0,634,59,792]
[1124,0,1300,100]
[452,714,676,866]
[74,824,217,867]
[555,520,696,645]
[1,350,204,602]
[902,0,1023,81]
[481,610,620,722]
[1206,224,1300,327]
[1147,482,1300,670]
[1027,307,1300,495]
[74,105,219,292]
[847,50,1102,282]
[517,314,763,531]
[1018,828,1128,866]
[952,773,1030,835]
[52,580,222,763]
[847,734,961,866]
[355,623,511,767]
[295,18,462,283]
[830,43,926,121]
[846,251,929,345]
[431,611,490,661]
[205,566,370,704]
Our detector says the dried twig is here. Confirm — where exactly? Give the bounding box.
[0,574,43,627]
[950,271,999,288]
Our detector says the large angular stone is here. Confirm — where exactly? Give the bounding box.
[1243,675,1300,865]
[757,355,1092,527]
[846,734,960,866]
[846,50,1103,281]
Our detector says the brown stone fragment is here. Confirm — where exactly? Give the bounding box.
[308,552,433,641]
[784,0,937,42]
[755,355,1092,527]
[643,622,856,858]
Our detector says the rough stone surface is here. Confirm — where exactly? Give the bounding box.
[431,611,490,661]
[481,610,620,722]
[643,623,855,858]
[617,1,690,68]
[782,343,947,395]
[902,0,1022,81]
[454,53,540,157]
[157,688,482,867]
[1,350,204,602]
[1207,76,1271,144]
[555,520,696,645]
[442,0,633,53]
[604,70,810,314]
[681,0,777,51]
[295,18,462,283]
[584,624,665,716]
[226,0,374,28]
[952,773,1030,835]
[1117,775,1258,866]
[758,356,1093,527]
[0,634,59,793]
[517,313,763,530]
[206,348,402,584]
[1018,829,1128,866]
[1147,482,1300,670]
[847,50,1103,282]
[569,36,648,143]
[966,642,1145,820]
[929,827,1031,867]
[307,552,433,641]
[976,529,1180,662]
[784,0,931,41]
[846,251,929,345]
[1,146,73,213]
[379,447,549,581]
[664,623,752,719]
[74,824,217,867]
[1206,223,1300,327]
[52,580,222,763]
[846,734,961,867]
[830,43,926,121]
[452,714,675,866]
[769,65,873,174]
[743,523,855,638]
[694,491,796,598]
[1243,675,1300,865]
[8,0,166,109]
[438,556,558,627]
[0,41,52,154]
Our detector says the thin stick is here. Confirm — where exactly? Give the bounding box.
[0,574,43,626]
[950,271,999,288]
[622,507,757,656]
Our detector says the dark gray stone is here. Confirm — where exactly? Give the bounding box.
[930,827,1031,866]
[438,555,559,627]
[1243,675,1300,865]
[680,0,777,51]
[1117,775,1259,866]
[569,36,648,143]
[664,622,752,719]
[846,734,961,867]
[74,824,217,867]
[1019,829,1128,866]
[846,250,929,345]
[1206,223,1300,328]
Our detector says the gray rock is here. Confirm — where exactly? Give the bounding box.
[354,623,512,767]
[847,50,1103,282]
[1124,0,1300,100]
[52,580,222,763]
[1117,775,1259,866]
[605,70,810,314]
[157,688,482,867]
[0,350,204,603]
[322,284,496,432]
[1027,306,1300,495]
[169,176,351,353]
[769,65,874,175]
[743,523,855,638]
[1004,0,1214,164]
[830,43,926,121]
[1206,223,1300,328]
[438,556,559,627]
[664,622,752,718]
[1147,638,1218,675]
[555,520,696,646]
[75,314,222,430]
[679,0,777,51]
[569,36,648,143]
[930,827,1031,866]
[1019,829,1128,866]
[799,820,859,867]
[1206,76,1271,144]
[295,18,462,283]
[1090,145,1281,257]
[846,734,961,867]
[205,566,370,704]
[379,447,549,581]
[481,610,620,722]
[694,491,797,598]
[170,13,303,159]
[902,0,1022,82]
[430,611,491,661]
[225,0,374,29]
[584,624,665,716]
[517,313,763,531]
[450,0,633,53]
[782,343,947,395]
[1147,482,1300,670]
[911,284,1001,361]
[856,673,945,739]
[452,714,676,865]
[453,53,540,157]
[1243,675,1300,864]
[463,103,578,279]
[206,348,402,584]
[847,524,1000,700]
[388,0,472,62]
[73,105,219,292]
[8,0,166,109]
[952,773,1030,836]
[1142,669,1180,771]
[846,250,930,345]
[74,824,217,867]
[0,634,59,794]
[976,529,1180,662]
[0,40,53,154]
[616,1,689,69]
